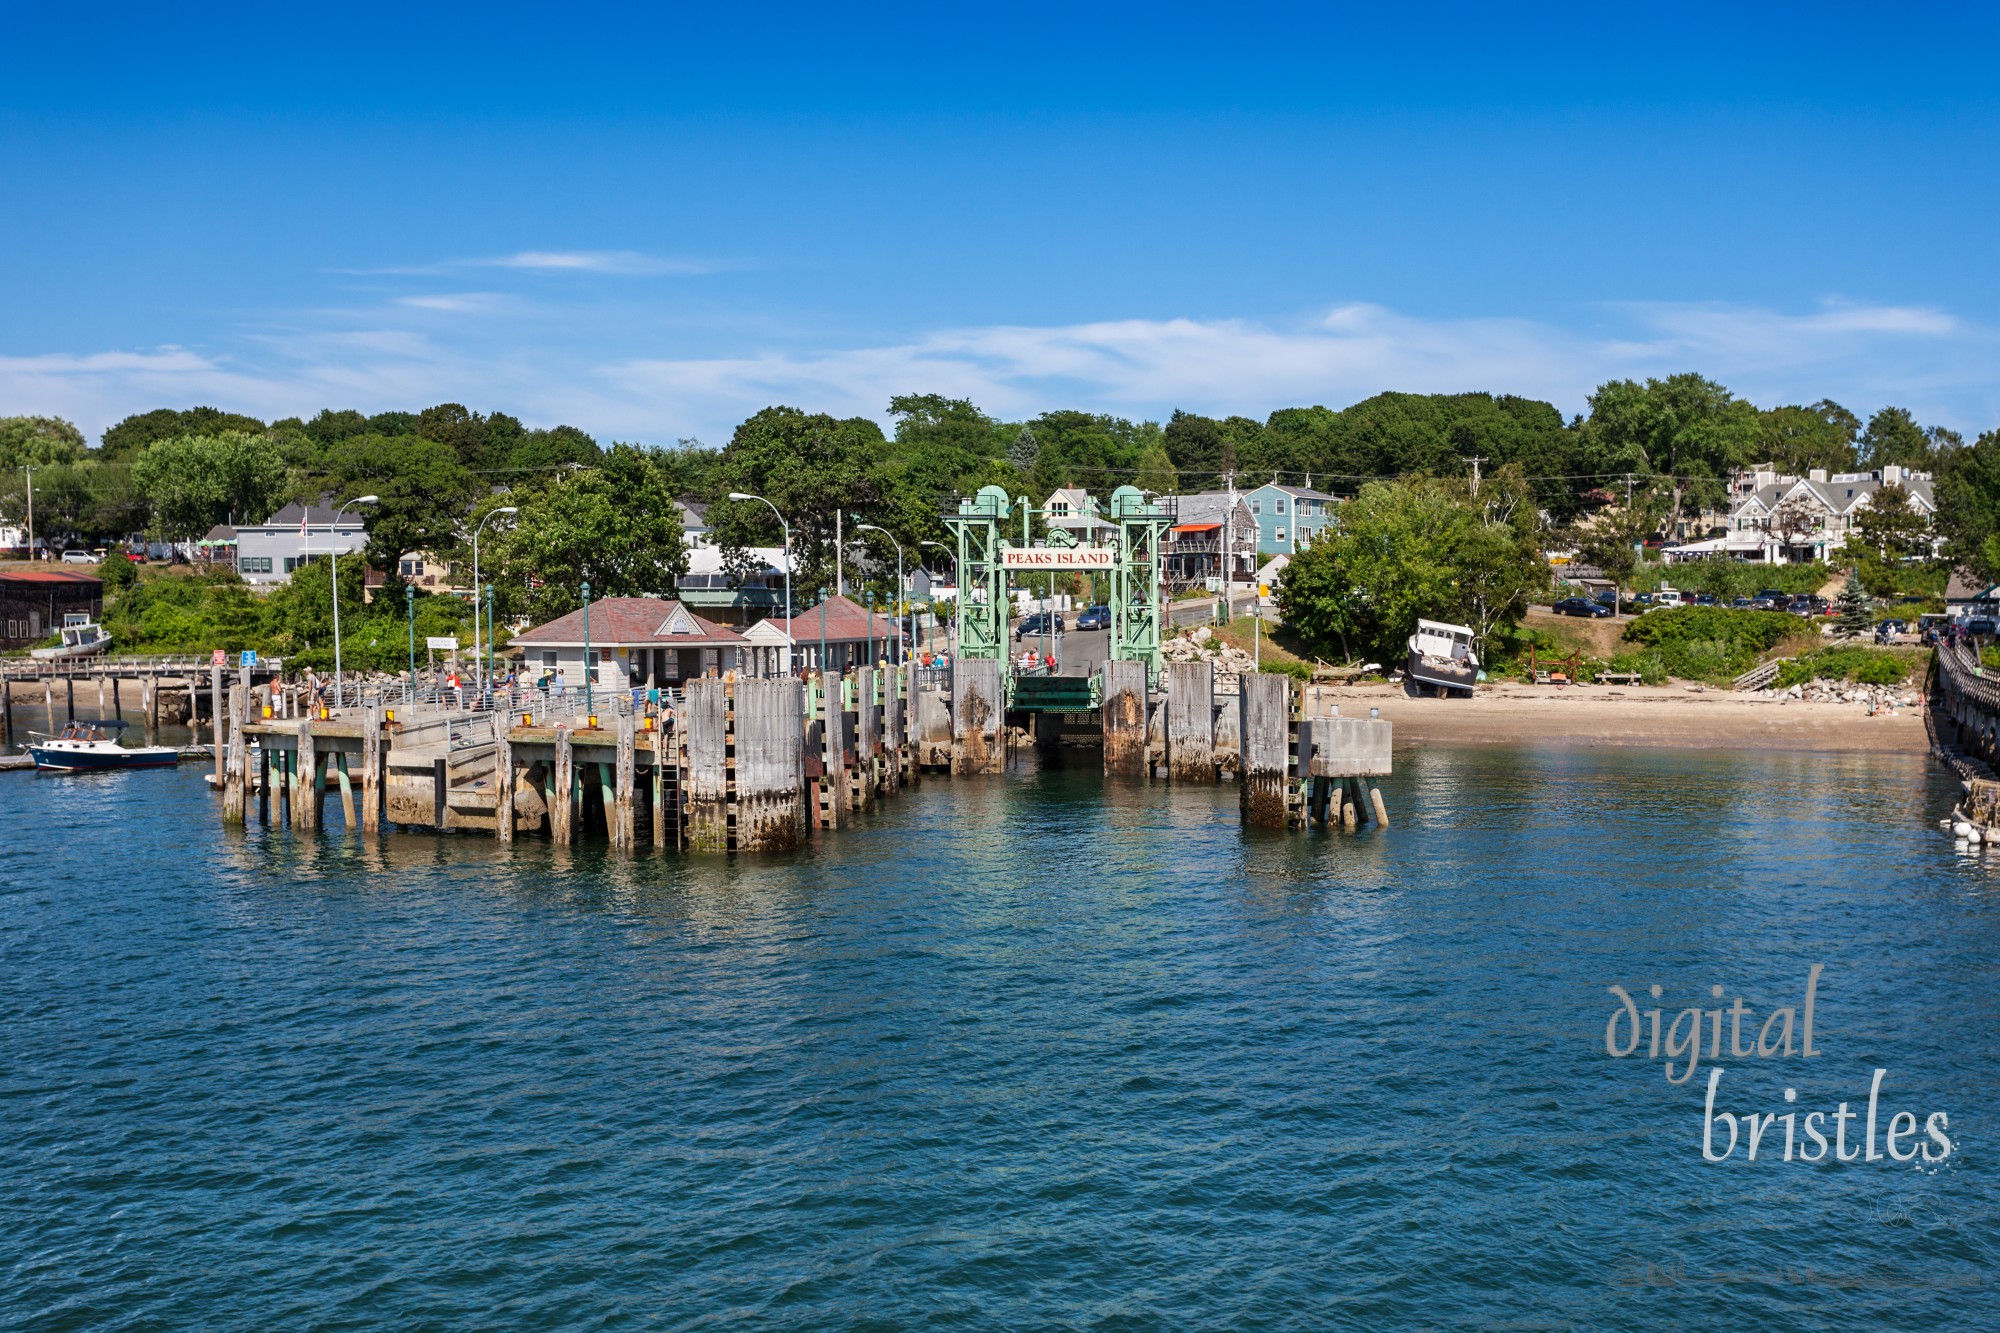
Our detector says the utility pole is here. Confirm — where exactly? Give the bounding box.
[22,466,33,556]
[1222,469,1235,624]
[1466,455,1487,499]
[835,509,844,599]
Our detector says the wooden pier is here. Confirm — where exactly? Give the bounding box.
[210,654,1393,849]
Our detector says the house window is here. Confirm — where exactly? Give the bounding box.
[400,558,421,578]
[1250,500,1261,514]
[5,620,15,637]
[1275,499,1287,514]
[1276,527,1288,543]
[282,556,299,574]
[541,651,557,671]
[240,557,273,574]
[586,649,600,684]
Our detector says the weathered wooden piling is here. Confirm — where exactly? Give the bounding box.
[685,677,730,851]
[855,667,880,812]
[952,657,1004,774]
[222,684,248,825]
[495,726,515,843]
[295,727,320,830]
[1101,659,1149,776]
[1239,673,1291,828]
[736,676,808,850]
[1166,661,1216,781]
[362,706,383,832]
[551,728,575,845]
[819,671,848,827]
[613,714,636,850]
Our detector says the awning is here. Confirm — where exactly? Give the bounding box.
[1171,523,1222,533]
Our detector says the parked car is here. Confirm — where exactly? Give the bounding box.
[1875,619,1908,644]
[1693,594,1719,606]
[1552,597,1613,618]
[59,549,100,564]
[1748,595,1779,611]
[1014,612,1066,639]
[1730,596,1755,609]
[1074,604,1111,631]
[1792,594,1830,616]
[1966,617,1999,639]
[1755,589,1793,610]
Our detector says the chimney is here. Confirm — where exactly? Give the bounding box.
[1808,468,1828,482]
[1884,464,1903,485]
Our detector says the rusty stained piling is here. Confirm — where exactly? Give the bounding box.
[551,728,575,846]
[222,684,248,825]
[736,676,808,850]
[854,666,880,813]
[612,714,636,850]
[951,657,1004,774]
[819,670,849,827]
[1100,659,1149,776]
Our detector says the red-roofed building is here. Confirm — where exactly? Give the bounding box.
[0,570,103,648]
[510,597,746,690]
[747,595,902,672]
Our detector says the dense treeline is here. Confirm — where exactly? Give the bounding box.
[6,372,2000,647]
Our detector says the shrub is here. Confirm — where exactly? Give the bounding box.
[1771,646,1919,689]
[1620,607,1799,680]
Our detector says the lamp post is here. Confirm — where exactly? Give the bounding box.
[472,505,518,698]
[818,587,828,674]
[485,584,497,701]
[329,494,377,708]
[404,583,416,701]
[921,539,955,658]
[854,522,904,664]
[581,580,592,715]
[728,492,793,676]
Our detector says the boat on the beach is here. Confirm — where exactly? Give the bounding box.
[30,620,112,660]
[27,719,182,772]
[1406,618,1479,696]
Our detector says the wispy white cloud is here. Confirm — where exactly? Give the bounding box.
[473,250,713,276]
[4,298,1991,447]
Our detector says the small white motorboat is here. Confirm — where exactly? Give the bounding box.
[28,719,182,772]
[30,621,112,660]
[1406,618,1479,697]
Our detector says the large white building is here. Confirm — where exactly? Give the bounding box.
[1666,464,1936,565]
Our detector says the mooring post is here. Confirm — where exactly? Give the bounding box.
[613,712,636,850]
[361,706,383,832]
[1,677,12,745]
[881,663,904,794]
[495,725,515,844]
[222,683,248,825]
[295,727,319,830]
[1166,660,1217,781]
[735,676,808,851]
[855,666,880,811]
[432,756,448,831]
[551,728,574,846]
[649,725,667,849]
[64,675,74,722]
[211,663,224,786]
[820,669,847,826]
[684,676,729,851]
[336,752,356,828]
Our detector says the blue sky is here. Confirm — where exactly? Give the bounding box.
[4,2,1998,445]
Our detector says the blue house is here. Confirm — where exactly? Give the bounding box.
[1244,482,1337,555]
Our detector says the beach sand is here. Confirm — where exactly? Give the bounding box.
[1313,680,1925,752]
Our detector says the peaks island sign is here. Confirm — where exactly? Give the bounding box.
[1002,547,1115,570]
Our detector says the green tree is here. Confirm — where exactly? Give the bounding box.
[1859,407,1933,469]
[1580,374,1758,527]
[1274,474,1545,664]
[707,406,886,593]
[0,415,87,468]
[1756,401,1859,475]
[1835,577,1873,637]
[130,431,287,541]
[1934,429,2000,580]
[1571,482,1669,613]
[1847,483,1931,562]
[319,433,481,566]
[100,407,265,461]
[491,445,689,623]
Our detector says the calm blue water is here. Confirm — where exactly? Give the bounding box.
[2,745,1994,1330]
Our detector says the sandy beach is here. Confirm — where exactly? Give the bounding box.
[1314,680,1926,752]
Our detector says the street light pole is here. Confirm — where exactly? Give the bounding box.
[581,580,592,715]
[330,494,378,708]
[728,492,793,675]
[405,583,417,701]
[472,506,518,699]
[921,539,955,658]
[855,522,903,664]
[485,584,497,700]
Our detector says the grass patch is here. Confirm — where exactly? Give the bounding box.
[1773,646,1923,688]
[1620,606,1801,682]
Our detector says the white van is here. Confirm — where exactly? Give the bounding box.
[1654,587,1685,608]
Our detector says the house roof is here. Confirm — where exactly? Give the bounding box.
[0,570,103,588]
[200,524,237,543]
[239,501,357,530]
[766,594,899,643]
[512,597,746,647]
[1251,481,1336,501]
[1946,568,1998,602]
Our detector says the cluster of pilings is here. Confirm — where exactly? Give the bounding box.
[1928,645,2000,826]
[221,663,928,852]
[215,652,1393,849]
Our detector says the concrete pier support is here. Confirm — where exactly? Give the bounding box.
[736,677,808,850]
[1166,661,1216,781]
[1101,660,1149,776]
[882,665,905,793]
[1239,673,1291,828]
[684,677,729,852]
[952,657,1004,774]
